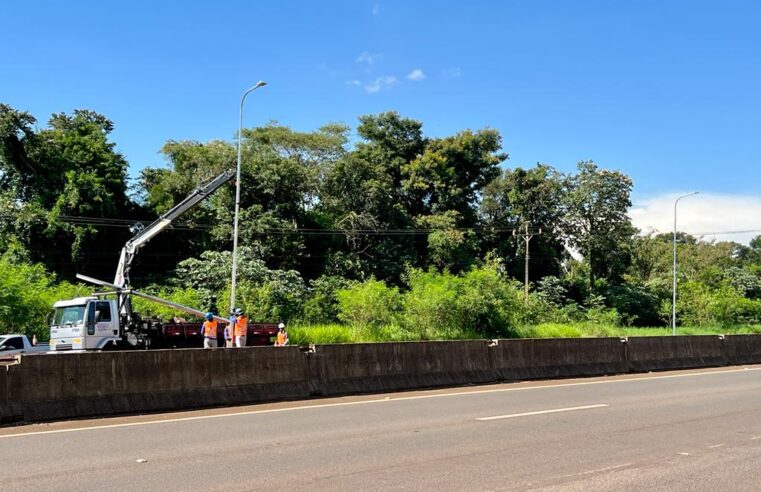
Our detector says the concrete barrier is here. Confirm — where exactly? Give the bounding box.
[491,338,628,381]
[626,336,726,372]
[5,335,761,424]
[723,335,761,365]
[2,347,310,423]
[308,341,496,396]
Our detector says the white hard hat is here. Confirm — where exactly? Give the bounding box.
[278,323,285,329]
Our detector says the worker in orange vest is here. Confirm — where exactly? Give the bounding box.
[233,308,248,348]
[199,312,218,349]
[275,322,288,346]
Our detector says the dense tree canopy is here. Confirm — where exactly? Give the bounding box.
[3,101,761,335]
[0,104,133,277]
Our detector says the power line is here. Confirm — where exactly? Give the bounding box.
[53,214,529,236]
[12,212,759,239]
[687,229,761,236]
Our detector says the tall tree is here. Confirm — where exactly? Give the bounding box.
[142,122,348,280]
[320,112,426,280]
[0,104,133,278]
[481,164,567,280]
[565,161,635,288]
[321,112,506,277]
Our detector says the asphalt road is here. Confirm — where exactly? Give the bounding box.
[3,366,761,491]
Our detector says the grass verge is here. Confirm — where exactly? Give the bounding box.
[289,322,761,344]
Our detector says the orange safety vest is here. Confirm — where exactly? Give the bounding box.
[235,316,248,337]
[203,319,218,338]
[276,330,287,346]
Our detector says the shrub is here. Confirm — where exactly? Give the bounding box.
[0,257,88,340]
[336,278,401,327]
[234,269,307,322]
[402,269,461,339]
[710,286,761,326]
[301,275,349,323]
[602,283,662,326]
[402,263,524,339]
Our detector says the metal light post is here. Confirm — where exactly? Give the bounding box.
[230,81,267,315]
[672,191,698,335]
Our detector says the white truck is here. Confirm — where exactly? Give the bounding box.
[49,296,120,351]
[50,169,235,351]
[0,334,49,359]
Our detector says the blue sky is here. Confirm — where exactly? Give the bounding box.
[2,1,761,238]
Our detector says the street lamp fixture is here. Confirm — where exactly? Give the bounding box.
[672,191,699,335]
[230,81,267,316]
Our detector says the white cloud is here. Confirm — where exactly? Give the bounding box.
[356,51,381,65]
[629,192,761,245]
[372,4,380,15]
[364,76,397,94]
[442,67,462,79]
[407,69,426,81]
[346,80,361,86]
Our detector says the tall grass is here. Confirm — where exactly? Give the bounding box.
[288,322,761,344]
[289,323,483,344]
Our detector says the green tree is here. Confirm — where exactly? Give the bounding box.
[565,161,635,288]
[143,123,348,277]
[403,129,504,223]
[0,105,133,278]
[321,112,506,276]
[0,255,87,339]
[320,112,425,280]
[481,164,568,280]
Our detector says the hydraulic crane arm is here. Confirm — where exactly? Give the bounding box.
[114,169,235,288]
[77,274,228,323]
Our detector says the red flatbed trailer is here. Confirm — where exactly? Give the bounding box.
[161,322,280,348]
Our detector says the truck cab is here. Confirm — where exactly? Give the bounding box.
[50,297,120,351]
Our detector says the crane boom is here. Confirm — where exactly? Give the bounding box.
[111,168,235,316]
[114,169,235,287]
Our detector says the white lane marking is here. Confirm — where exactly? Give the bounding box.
[476,404,608,421]
[573,463,633,478]
[751,436,761,440]
[1,366,760,439]
[708,444,725,449]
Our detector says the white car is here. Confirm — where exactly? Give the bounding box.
[0,334,49,359]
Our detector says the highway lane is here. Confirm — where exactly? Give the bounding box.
[3,366,761,491]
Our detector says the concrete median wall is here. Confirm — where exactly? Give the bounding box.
[3,334,761,424]
[309,341,495,396]
[626,336,725,372]
[723,335,761,365]
[1,347,310,423]
[491,337,628,381]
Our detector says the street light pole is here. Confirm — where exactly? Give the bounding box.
[672,191,698,335]
[230,81,267,316]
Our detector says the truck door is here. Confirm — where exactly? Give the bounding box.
[85,301,115,349]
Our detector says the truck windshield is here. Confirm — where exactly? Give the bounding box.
[53,306,86,327]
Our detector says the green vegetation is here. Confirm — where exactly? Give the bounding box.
[2,102,761,342]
